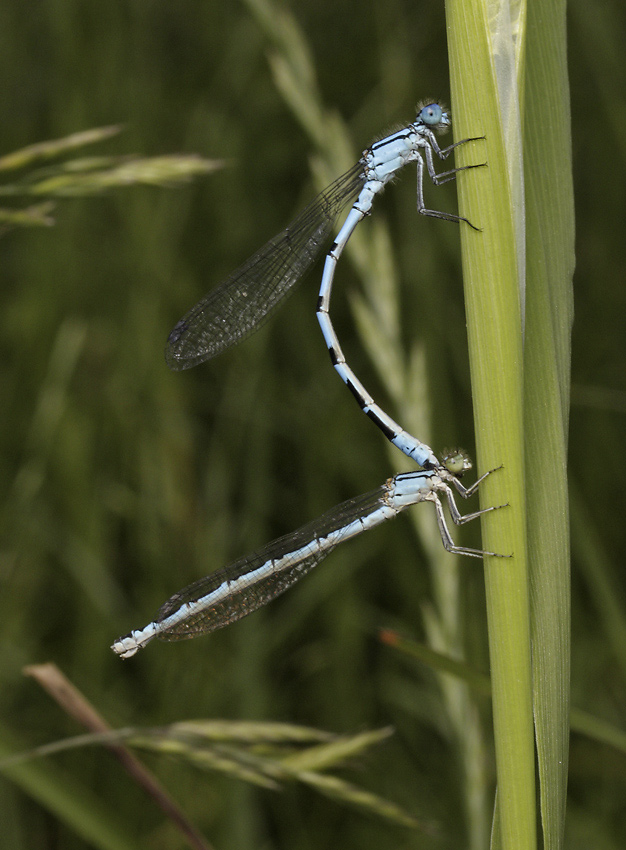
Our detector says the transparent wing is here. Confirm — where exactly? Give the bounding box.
[155,482,392,641]
[166,163,365,370]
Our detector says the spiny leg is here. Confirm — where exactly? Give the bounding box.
[433,135,486,158]
[446,464,505,500]
[429,493,510,559]
[424,134,486,181]
[416,154,483,230]
[439,483,508,527]
[429,162,487,186]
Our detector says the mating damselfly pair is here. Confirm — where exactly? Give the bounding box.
[113,102,507,659]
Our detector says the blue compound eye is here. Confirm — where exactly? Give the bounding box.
[420,103,443,125]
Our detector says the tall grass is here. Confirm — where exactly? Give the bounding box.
[0,1,624,849]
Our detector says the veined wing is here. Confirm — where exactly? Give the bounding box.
[155,481,396,641]
[165,162,365,370]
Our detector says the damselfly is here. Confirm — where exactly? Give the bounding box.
[165,102,484,469]
[112,452,507,659]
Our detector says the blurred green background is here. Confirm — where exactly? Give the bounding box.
[1,1,625,848]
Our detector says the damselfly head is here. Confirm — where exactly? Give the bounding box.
[416,101,451,133]
[440,447,472,478]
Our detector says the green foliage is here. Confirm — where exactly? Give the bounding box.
[1,1,625,848]
[0,125,220,227]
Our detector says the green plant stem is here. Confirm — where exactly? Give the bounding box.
[445,2,536,849]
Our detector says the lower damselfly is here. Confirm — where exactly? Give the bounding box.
[112,452,507,659]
